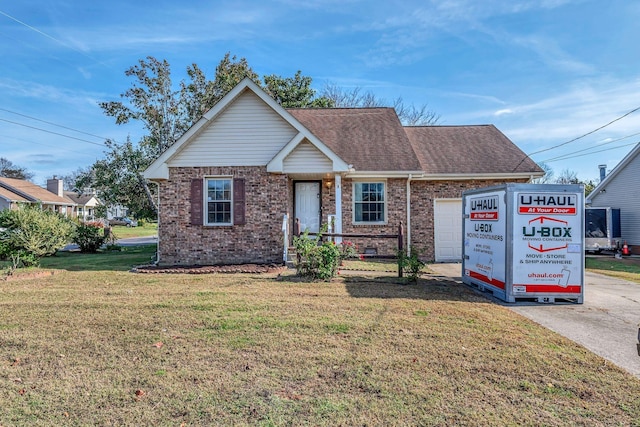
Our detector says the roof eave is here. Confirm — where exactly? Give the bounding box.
[413,172,544,181]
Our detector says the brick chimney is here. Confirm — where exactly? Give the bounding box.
[47,176,64,197]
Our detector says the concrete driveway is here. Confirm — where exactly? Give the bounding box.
[429,263,640,378]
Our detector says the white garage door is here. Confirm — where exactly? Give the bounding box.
[434,199,463,262]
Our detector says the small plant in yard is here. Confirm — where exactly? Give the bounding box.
[398,246,426,282]
[73,221,109,253]
[339,240,358,262]
[293,228,341,281]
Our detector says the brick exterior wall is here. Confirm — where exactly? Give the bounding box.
[337,178,407,256]
[159,166,289,265]
[159,168,529,265]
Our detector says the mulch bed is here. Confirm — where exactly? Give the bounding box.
[131,264,288,274]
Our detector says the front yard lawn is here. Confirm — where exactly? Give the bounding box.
[0,261,638,425]
[585,255,640,283]
[108,222,158,239]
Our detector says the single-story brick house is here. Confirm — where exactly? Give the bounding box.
[144,78,543,265]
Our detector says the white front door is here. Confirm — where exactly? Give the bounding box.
[295,182,320,233]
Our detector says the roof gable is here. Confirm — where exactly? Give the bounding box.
[587,142,640,203]
[287,108,422,172]
[144,78,348,179]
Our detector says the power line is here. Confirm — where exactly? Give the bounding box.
[544,141,639,163]
[0,107,108,141]
[0,118,105,146]
[526,105,640,157]
[541,131,640,163]
[0,133,102,157]
[0,9,111,70]
[512,105,640,172]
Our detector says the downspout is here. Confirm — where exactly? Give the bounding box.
[148,180,161,265]
[406,174,412,256]
[335,174,342,244]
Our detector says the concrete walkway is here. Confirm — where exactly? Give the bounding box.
[429,263,640,378]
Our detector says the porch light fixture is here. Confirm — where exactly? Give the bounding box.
[325,181,333,189]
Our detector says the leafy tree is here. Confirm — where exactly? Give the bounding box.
[0,157,34,180]
[78,138,156,220]
[583,180,597,196]
[263,71,334,108]
[182,53,260,122]
[320,83,440,125]
[99,56,186,158]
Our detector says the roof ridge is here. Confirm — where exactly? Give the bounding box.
[404,124,495,129]
[285,107,395,112]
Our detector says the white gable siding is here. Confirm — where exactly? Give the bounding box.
[168,90,297,167]
[589,153,640,246]
[283,141,333,173]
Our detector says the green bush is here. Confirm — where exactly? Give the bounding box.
[294,229,341,281]
[0,205,75,266]
[398,246,426,282]
[73,221,108,253]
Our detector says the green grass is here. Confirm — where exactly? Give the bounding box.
[0,255,638,425]
[585,256,640,283]
[108,222,158,239]
[38,245,156,271]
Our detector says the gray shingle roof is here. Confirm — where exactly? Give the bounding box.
[287,108,422,171]
[404,125,543,174]
[288,108,541,175]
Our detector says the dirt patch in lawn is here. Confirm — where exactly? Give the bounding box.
[2,270,58,282]
[131,263,287,274]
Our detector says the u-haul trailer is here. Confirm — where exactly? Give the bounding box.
[462,183,584,304]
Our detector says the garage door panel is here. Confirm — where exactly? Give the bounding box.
[434,199,462,262]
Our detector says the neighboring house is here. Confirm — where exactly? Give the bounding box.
[144,78,543,266]
[65,190,101,221]
[586,143,640,254]
[105,205,129,220]
[0,177,76,215]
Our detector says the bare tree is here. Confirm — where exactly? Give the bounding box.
[531,162,554,184]
[320,82,440,125]
[555,169,579,184]
[0,157,34,180]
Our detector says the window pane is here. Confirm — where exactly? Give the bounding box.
[206,178,232,224]
[355,203,362,221]
[354,182,385,223]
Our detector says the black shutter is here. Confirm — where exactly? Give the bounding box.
[190,179,203,225]
[233,178,246,225]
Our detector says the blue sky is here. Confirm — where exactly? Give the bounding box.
[1,0,639,185]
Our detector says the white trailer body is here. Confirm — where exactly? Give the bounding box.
[462,184,584,303]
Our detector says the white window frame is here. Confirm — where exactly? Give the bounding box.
[204,176,233,226]
[352,180,387,225]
